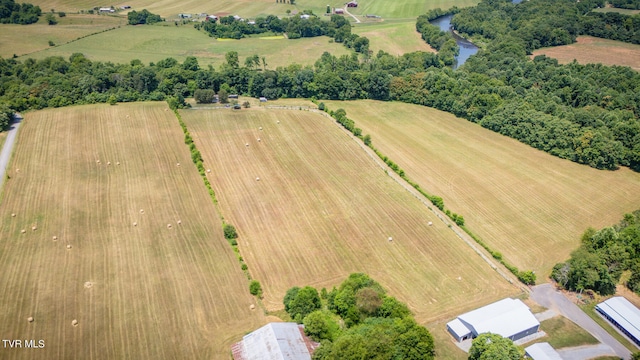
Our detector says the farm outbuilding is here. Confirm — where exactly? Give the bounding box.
[446,298,540,342]
[347,1,358,7]
[334,8,344,14]
[231,323,319,360]
[259,97,267,102]
[525,342,562,360]
[595,296,640,346]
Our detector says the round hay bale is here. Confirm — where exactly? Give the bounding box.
[52,236,58,241]
[27,316,34,323]
[72,319,78,326]
[428,221,433,226]
[11,213,16,217]
[107,161,111,166]
[259,127,263,131]
[133,222,137,227]
[177,163,181,167]
[96,160,100,164]
[388,237,393,242]
[32,225,37,231]
[140,209,144,214]
[167,224,172,229]
[84,281,93,288]
[66,244,72,250]
[277,121,280,124]
[207,169,211,173]
[177,220,182,225]
[21,229,26,234]
[249,304,255,310]
[457,276,462,281]
[245,143,249,147]
[256,177,260,181]
[116,161,120,165]
[257,138,261,142]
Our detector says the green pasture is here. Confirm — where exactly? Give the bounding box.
[352,19,434,55]
[20,23,350,68]
[347,0,480,19]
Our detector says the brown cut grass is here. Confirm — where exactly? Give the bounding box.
[0,103,264,359]
[181,107,520,325]
[0,14,125,58]
[324,100,640,278]
[353,20,435,55]
[532,36,640,71]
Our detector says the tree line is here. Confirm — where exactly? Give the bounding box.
[0,0,41,24]
[552,210,640,296]
[415,7,461,66]
[282,273,435,359]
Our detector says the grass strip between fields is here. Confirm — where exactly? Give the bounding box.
[172,107,265,303]
[315,100,536,286]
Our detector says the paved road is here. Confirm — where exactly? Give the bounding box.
[0,114,22,192]
[530,283,631,359]
[558,344,620,360]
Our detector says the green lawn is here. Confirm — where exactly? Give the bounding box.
[21,23,350,68]
[346,0,481,19]
[534,316,599,349]
[353,20,434,55]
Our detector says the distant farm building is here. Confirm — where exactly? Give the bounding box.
[259,97,267,102]
[247,20,256,25]
[300,14,310,19]
[229,94,239,99]
[120,5,131,9]
[595,297,640,346]
[178,13,192,18]
[99,7,114,13]
[347,1,358,7]
[206,15,218,21]
[447,298,540,342]
[231,323,319,360]
[233,15,242,21]
[334,8,344,14]
[525,342,562,360]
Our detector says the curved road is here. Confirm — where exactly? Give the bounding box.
[531,283,632,359]
[0,114,22,192]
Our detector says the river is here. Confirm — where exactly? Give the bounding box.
[429,14,478,69]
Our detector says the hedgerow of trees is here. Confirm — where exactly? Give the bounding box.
[552,210,640,295]
[127,9,163,25]
[0,0,41,24]
[282,273,435,359]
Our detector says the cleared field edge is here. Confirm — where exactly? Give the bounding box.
[180,106,521,325]
[322,100,640,278]
[0,102,265,359]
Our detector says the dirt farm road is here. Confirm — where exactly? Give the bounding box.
[0,114,22,192]
[531,283,632,359]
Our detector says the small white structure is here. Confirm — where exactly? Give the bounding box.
[596,296,640,346]
[99,7,114,13]
[447,298,540,342]
[233,15,242,21]
[259,97,267,102]
[300,14,310,19]
[178,13,192,18]
[525,342,562,360]
[231,323,319,360]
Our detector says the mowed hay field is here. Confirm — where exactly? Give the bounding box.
[532,36,640,71]
[0,103,264,359]
[181,108,519,324]
[0,14,125,59]
[348,0,480,19]
[353,20,435,56]
[325,100,640,278]
[24,24,348,69]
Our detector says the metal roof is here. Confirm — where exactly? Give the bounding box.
[457,298,539,338]
[596,297,640,342]
[447,318,472,338]
[232,323,317,360]
[525,342,563,360]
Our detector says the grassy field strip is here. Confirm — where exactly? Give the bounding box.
[182,107,520,325]
[0,103,264,359]
[532,36,640,71]
[353,20,435,55]
[22,25,349,69]
[325,100,640,278]
[346,0,480,18]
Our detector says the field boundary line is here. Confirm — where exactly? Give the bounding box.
[0,114,22,201]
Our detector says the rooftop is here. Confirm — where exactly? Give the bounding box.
[458,298,539,338]
[596,297,640,342]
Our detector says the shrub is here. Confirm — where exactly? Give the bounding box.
[241,263,248,271]
[249,280,263,297]
[194,89,216,103]
[318,102,325,111]
[223,224,238,240]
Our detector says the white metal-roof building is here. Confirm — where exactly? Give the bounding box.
[231,322,319,360]
[595,296,640,346]
[447,298,540,342]
[525,342,562,360]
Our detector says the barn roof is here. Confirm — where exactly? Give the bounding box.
[232,323,319,360]
[457,298,539,338]
[525,342,563,360]
[596,297,640,343]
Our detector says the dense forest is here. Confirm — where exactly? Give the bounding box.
[552,210,640,296]
[282,273,435,359]
[415,8,461,65]
[0,0,41,24]
[0,0,639,170]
